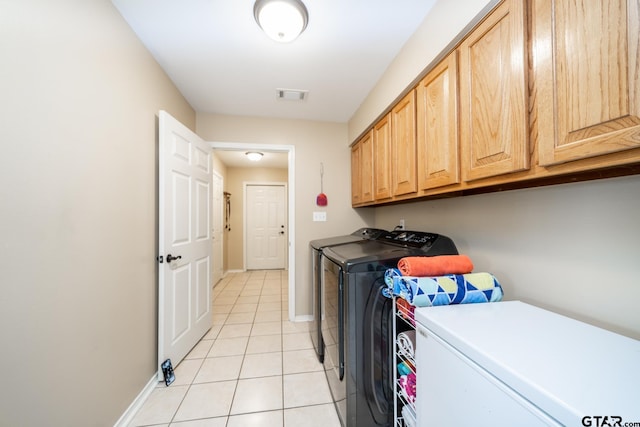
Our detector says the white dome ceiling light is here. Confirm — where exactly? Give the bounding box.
[254,0,309,43]
[245,151,264,161]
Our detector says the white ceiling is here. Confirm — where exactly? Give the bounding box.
[215,149,288,168]
[111,0,437,168]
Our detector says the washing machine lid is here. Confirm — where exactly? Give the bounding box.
[322,240,421,273]
[309,235,364,250]
[309,228,386,250]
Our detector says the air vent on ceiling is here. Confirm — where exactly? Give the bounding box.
[276,88,308,101]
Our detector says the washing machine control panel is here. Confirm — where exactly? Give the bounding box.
[377,230,438,248]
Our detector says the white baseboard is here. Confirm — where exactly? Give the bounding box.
[294,314,313,322]
[113,374,158,427]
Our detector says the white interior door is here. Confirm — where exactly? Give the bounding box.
[158,111,212,377]
[246,184,286,270]
[212,171,223,285]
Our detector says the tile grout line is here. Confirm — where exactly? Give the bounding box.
[225,273,253,421]
[280,273,286,420]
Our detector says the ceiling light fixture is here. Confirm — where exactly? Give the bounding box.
[254,0,309,43]
[246,151,264,161]
[276,88,308,101]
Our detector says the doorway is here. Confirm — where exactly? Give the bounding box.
[245,183,287,270]
[209,142,295,322]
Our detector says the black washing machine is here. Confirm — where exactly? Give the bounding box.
[321,230,458,427]
[309,228,386,363]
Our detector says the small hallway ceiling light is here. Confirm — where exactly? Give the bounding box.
[246,151,264,161]
[254,0,309,43]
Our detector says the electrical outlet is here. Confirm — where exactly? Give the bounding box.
[399,219,405,230]
[313,211,327,222]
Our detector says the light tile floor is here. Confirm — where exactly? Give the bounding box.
[129,270,341,427]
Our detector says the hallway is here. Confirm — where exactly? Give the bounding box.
[129,270,341,426]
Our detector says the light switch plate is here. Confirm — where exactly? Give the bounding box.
[313,211,327,222]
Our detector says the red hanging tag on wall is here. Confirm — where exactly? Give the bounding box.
[316,163,328,206]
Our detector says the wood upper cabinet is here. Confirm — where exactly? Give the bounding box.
[533,0,640,166]
[351,141,362,205]
[373,113,392,200]
[416,51,460,190]
[458,0,529,182]
[351,131,374,206]
[391,91,418,196]
[351,0,640,208]
[360,131,374,203]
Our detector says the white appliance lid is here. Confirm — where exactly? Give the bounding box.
[415,301,640,425]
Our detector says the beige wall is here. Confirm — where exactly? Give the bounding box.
[224,167,289,271]
[0,0,195,425]
[373,176,640,339]
[197,113,375,318]
[349,0,640,339]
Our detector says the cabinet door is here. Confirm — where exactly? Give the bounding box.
[351,142,362,205]
[391,91,418,196]
[416,52,460,190]
[534,0,640,166]
[373,114,392,200]
[459,0,529,182]
[360,131,375,203]
[351,132,374,206]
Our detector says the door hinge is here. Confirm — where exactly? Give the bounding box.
[157,255,164,263]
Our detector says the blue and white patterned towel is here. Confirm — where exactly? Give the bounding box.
[385,268,402,288]
[381,268,402,298]
[390,271,503,307]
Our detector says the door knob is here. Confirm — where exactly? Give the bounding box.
[166,254,182,262]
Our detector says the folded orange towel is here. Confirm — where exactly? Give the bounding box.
[397,254,474,276]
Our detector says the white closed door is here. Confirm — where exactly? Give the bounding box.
[246,184,286,270]
[158,111,212,377]
[212,171,223,285]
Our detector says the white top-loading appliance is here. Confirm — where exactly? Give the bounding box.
[414,301,640,427]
